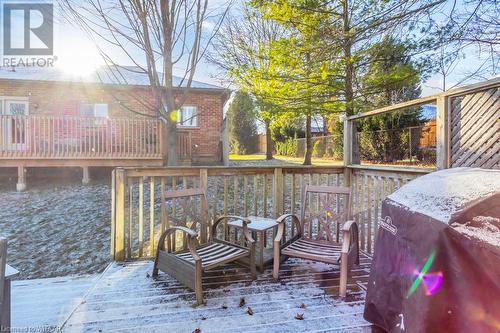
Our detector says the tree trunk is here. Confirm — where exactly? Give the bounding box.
[343,0,354,116]
[303,113,312,165]
[265,119,273,160]
[165,118,178,166]
[342,0,360,164]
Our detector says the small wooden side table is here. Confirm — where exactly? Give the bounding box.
[2,264,19,333]
[228,216,278,272]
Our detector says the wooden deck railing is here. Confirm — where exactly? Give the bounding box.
[111,165,430,260]
[348,166,429,253]
[177,131,192,160]
[0,115,163,159]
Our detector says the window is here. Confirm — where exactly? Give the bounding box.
[80,103,108,117]
[0,97,28,115]
[178,106,197,127]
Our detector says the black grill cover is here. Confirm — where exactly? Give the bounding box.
[363,168,500,332]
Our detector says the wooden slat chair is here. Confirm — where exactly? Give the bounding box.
[273,185,359,297]
[152,188,256,305]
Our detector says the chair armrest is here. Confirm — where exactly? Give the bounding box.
[339,220,360,297]
[212,215,251,241]
[156,226,201,261]
[341,220,358,254]
[164,226,199,238]
[274,214,300,243]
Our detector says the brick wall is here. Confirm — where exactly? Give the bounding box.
[0,79,228,163]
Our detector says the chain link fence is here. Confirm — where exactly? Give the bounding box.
[273,122,436,167]
[356,122,436,167]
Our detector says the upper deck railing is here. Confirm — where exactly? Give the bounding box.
[0,115,193,160]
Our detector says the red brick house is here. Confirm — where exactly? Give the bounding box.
[0,66,230,190]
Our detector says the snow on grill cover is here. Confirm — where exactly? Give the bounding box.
[363,168,500,332]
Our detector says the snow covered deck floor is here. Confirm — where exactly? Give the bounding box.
[12,253,376,332]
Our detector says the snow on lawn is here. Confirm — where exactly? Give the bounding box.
[0,181,111,279]
[388,167,500,223]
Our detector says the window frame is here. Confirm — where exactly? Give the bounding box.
[0,96,29,115]
[177,105,198,128]
[79,103,109,118]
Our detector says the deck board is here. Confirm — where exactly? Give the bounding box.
[11,274,99,330]
[12,252,377,333]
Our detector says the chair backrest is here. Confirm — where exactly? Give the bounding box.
[161,188,210,248]
[0,238,7,314]
[300,185,352,242]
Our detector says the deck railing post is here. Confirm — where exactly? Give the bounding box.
[159,119,167,164]
[199,168,208,242]
[342,114,353,189]
[436,95,450,169]
[273,168,283,218]
[343,114,351,167]
[111,169,116,256]
[113,168,127,261]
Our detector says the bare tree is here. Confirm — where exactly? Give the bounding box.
[62,0,231,165]
[429,0,499,89]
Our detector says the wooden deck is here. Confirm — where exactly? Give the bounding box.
[12,253,376,333]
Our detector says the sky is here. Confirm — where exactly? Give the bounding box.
[5,0,498,98]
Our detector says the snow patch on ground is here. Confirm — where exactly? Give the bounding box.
[388,168,500,223]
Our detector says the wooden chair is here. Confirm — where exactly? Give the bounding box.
[273,185,359,297]
[152,188,256,305]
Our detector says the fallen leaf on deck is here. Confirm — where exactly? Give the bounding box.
[247,307,254,315]
[239,297,246,307]
[300,303,306,309]
[295,313,304,320]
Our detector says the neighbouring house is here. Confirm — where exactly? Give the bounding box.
[311,115,327,137]
[0,66,230,190]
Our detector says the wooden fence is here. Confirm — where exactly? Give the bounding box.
[111,165,428,260]
[449,85,499,168]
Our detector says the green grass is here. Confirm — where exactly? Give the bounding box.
[229,154,343,166]
[229,154,267,160]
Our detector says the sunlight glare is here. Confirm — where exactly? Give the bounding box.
[56,40,103,76]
